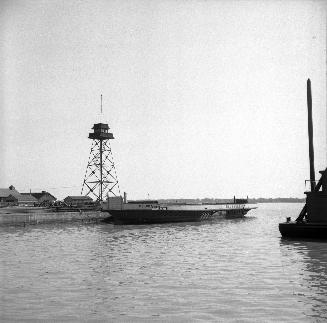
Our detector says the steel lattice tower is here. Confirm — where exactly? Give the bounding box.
[81,123,120,201]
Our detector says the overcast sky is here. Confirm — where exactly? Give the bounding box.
[0,0,326,200]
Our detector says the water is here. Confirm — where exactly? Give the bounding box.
[1,203,327,322]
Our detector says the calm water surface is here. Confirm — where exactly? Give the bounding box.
[1,203,327,322]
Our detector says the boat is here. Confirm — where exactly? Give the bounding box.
[279,79,327,239]
[95,102,257,224]
[102,196,257,224]
[279,168,327,238]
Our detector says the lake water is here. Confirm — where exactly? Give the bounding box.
[1,203,327,322]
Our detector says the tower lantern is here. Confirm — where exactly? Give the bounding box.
[81,121,120,201]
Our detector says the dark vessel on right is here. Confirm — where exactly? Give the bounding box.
[279,79,327,239]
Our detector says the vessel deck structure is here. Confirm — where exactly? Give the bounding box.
[103,200,256,224]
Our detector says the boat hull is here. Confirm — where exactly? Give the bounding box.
[106,208,251,225]
[279,222,327,239]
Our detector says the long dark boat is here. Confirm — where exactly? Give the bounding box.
[103,197,257,224]
[279,79,327,239]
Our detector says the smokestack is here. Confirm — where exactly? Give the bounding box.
[307,79,316,191]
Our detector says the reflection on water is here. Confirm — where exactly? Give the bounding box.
[1,203,327,321]
[280,238,327,321]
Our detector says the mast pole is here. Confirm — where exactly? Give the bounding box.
[307,79,316,192]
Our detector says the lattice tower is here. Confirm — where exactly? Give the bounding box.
[81,123,120,201]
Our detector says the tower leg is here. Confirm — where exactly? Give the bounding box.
[82,139,120,201]
[100,139,103,201]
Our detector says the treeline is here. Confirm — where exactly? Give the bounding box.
[157,197,305,204]
[248,197,305,203]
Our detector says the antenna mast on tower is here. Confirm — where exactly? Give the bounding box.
[81,95,120,201]
[101,94,103,114]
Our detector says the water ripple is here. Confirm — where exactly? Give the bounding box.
[1,203,327,321]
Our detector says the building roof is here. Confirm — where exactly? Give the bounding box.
[0,186,38,203]
[21,191,56,200]
[6,193,37,203]
[17,194,38,202]
[0,187,20,198]
[92,123,109,129]
[64,196,93,200]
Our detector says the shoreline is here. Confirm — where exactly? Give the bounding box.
[0,209,109,227]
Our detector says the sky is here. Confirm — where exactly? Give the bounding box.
[0,0,326,200]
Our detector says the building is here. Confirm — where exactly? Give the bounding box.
[0,185,37,206]
[6,194,38,206]
[0,185,19,204]
[64,196,93,206]
[21,191,56,204]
